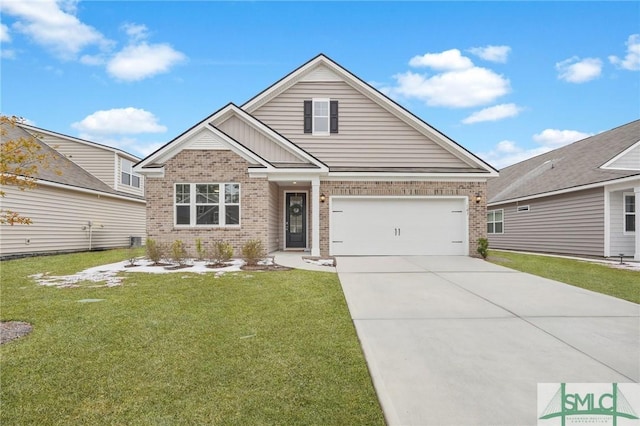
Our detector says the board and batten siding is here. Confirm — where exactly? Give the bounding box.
[609,190,636,256]
[251,81,470,169]
[39,134,117,187]
[217,116,305,164]
[0,184,146,258]
[488,187,605,257]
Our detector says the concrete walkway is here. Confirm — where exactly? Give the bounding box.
[271,251,336,273]
[337,256,639,426]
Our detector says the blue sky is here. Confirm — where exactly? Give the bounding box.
[1,1,639,168]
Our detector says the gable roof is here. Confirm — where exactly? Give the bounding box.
[243,54,497,176]
[136,103,328,175]
[488,119,640,204]
[1,123,143,201]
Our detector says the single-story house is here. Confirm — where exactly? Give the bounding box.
[0,123,146,259]
[487,119,640,260]
[135,54,498,257]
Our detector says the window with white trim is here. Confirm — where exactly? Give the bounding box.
[487,209,504,234]
[303,99,338,135]
[175,183,240,227]
[121,159,141,188]
[624,193,635,233]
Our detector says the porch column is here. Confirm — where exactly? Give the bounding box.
[635,187,640,261]
[311,178,321,257]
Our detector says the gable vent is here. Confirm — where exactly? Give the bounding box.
[185,130,228,151]
[300,65,342,82]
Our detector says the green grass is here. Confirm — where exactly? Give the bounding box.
[0,249,384,425]
[488,250,640,304]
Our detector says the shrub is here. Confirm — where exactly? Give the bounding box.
[195,238,206,261]
[210,240,234,265]
[146,238,165,265]
[170,240,188,266]
[477,238,489,259]
[242,239,264,266]
[127,247,139,266]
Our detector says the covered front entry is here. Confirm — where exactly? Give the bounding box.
[285,192,307,249]
[330,196,468,256]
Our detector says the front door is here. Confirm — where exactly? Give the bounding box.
[286,192,306,249]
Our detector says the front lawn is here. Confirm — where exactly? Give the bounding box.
[0,249,384,425]
[488,250,640,304]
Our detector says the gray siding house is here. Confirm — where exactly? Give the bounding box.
[487,119,640,260]
[136,54,498,257]
[0,123,146,258]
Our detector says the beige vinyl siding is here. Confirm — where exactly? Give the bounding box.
[0,184,146,258]
[609,190,636,256]
[488,188,604,257]
[252,81,469,169]
[39,134,117,187]
[267,182,280,252]
[218,116,305,164]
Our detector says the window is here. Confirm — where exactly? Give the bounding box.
[624,194,635,233]
[121,159,141,188]
[303,99,338,134]
[175,183,240,227]
[487,209,504,234]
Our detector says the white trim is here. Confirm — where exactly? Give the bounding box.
[489,174,640,206]
[487,208,504,234]
[325,173,496,181]
[601,140,640,170]
[635,187,640,261]
[312,98,330,136]
[283,190,309,250]
[623,192,636,235]
[604,189,611,257]
[173,182,241,228]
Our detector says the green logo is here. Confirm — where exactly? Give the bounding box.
[539,383,639,425]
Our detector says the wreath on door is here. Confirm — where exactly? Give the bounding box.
[289,203,303,216]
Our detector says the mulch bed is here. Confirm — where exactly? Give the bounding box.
[0,321,33,345]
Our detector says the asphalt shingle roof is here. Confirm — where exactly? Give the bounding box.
[488,119,640,204]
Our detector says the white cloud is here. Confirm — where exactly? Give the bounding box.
[609,34,640,71]
[121,22,149,42]
[556,57,602,83]
[532,128,593,146]
[72,108,167,136]
[409,49,473,70]
[468,45,511,63]
[462,103,523,124]
[481,128,594,168]
[106,42,186,81]
[391,66,510,108]
[1,23,11,42]
[2,0,111,59]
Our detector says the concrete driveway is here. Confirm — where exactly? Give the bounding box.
[336,256,639,426]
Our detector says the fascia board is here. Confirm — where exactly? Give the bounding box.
[488,174,640,206]
[325,172,496,181]
[19,124,141,161]
[600,139,640,170]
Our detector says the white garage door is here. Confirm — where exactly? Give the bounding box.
[330,197,467,256]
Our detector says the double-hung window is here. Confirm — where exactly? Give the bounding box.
[175,183,240,227]
[624,193,635,233]
[304,99,338,134]
[121,159,141,188]
[487,209,504,234]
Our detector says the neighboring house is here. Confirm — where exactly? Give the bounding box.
[0,123,146,259]
[487,119,640,261]
[135,54,497,257]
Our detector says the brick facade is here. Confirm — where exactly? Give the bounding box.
[145,150,270,257]
[318,180,487,257]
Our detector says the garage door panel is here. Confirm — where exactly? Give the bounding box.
[330,197,467,256]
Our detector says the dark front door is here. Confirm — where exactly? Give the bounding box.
[286,193,306,248]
